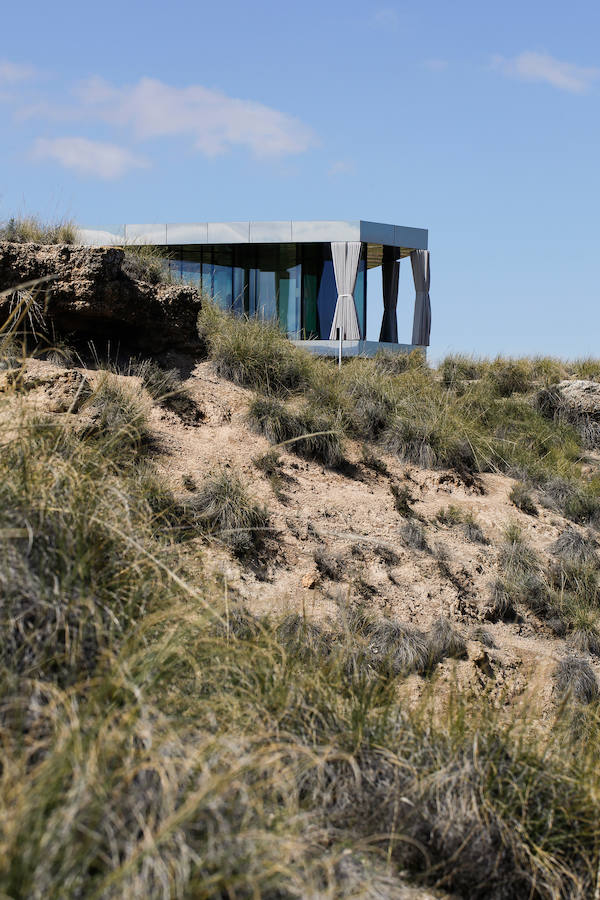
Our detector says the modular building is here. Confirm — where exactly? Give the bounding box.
[80,220,431,356]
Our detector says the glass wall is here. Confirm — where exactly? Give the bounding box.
[161,242,367,340]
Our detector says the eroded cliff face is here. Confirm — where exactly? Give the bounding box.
[0,241,203,354]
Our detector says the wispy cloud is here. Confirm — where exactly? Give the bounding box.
[32,137,149,179]
[492,51,600,93]
[59,76,317,158]
[0,60,37,84]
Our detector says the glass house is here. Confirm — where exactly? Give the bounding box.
[80,220,430,355]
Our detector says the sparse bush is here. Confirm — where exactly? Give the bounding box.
[373,542,400,566]
[554,657,600,704]
[253,449,289,501]
[128,357,201,421]
[436,504,488,543]
[83,373,152,456]
[359,444,389,475]
[0,214,77,245]
[427,617,468,667]
[471,626,497,648]
[552,528,599,566]
[390,481,415,517]
[571,357,600,381]
[372,347,426,375]
[198,302,314,395]
[509,481,538,515]
[121,243,171,284]
[248,395,345,466]
[367,619,430,675]
[314,548,344,581]
[401,521,430,552]
[186,467,270,557]
[439,353,484,387]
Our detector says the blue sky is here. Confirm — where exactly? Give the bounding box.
[1,0,599,360]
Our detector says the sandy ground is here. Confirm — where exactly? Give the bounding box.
[11,356,600,730]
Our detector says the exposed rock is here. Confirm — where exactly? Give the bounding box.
[537,379,600,448]
[554,379,600,420]
[0,241,203,355]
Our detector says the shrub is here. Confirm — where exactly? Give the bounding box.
[427,617,468,667]
[0,214,77,245]
[552,528,599,566]
[186,467,271,558]
[366,619,430,675]
[314,548,344,581]
[554,657,600,704]
[471,626,497,648]
[485,357,533,397]
[198,302,314,395]
[487,579,519,622]
[83,373,152,457]
[248,395,345,466]
[439,353,484,387]
[509,482,538,516]
[127,358,201,421]
[372,347,427,375]
[390,482,416,517]
[401,521,430,552]
[121,243,171,284]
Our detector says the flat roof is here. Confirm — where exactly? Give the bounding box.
[79,219,428,250]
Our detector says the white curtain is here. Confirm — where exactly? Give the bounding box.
[329,241,361,341]
[379,247,399,342]
[410,250,431,346]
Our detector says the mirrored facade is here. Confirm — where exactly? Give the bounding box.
[161,242,367,340]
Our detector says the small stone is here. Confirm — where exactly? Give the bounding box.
[302,573,317,589]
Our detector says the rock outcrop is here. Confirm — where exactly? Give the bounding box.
[554,379,600,420]
[537,379,600,449]
[0,241,203,355]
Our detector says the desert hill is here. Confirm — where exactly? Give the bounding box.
[1,232,600,899]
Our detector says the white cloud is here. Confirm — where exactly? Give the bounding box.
[492,51,600,93]
[72,76,316,158]
[32,137,149,179]
[0,60,36,84]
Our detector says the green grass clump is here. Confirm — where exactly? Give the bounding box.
[0,214,77,244]
[3,347,600,896]
[82,372,152,457]
[439,353,485,386]
[196,306,600,524]
[127,357,201,421]
[248,395,345,466]
[121,242,172,284]
[436,504,488,543]
[198,302,314,395]
[510,481,539,516]
[184,467,271,557]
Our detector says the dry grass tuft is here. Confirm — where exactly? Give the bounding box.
[0,214,77,244]
[185,467,271,558]
[554,657,600,705]
[248,395,345,467]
